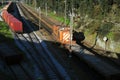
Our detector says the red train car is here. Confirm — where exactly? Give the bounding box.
[2,10,8,21]
[6,14,14,25]
[1,10,23,33]
[9,18,23,33]
[1,1,23,33]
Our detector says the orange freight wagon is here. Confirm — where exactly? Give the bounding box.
[53,25,59,39]
[52,25,76,44]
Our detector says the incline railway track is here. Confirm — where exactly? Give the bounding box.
[0,2,70,80]
[0,60,32,80]
[18,3,55,34]
[3,2,120,80]
[24,3,56,26]
[0,1,118,80]
[15,2,70,80]
[17,2,120,80]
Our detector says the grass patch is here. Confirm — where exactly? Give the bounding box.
[0,22,12,36]
[107,32,114,40]
[0,21,13,43]
[43,10,70,25]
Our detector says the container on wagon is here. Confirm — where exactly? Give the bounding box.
[4,12,10,22]
[4,13,9,22]
[6,13,14,25]
[2,10,8,20]
[1,10,5,17]
[9,18,23,33]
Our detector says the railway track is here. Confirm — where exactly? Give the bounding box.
[17,2,120,80]
[18,3,54,33]
[11,2,71,80]
[24,3,56,26]
[0,2,71,80]
[0,53,33,80]
[0,2,116,80]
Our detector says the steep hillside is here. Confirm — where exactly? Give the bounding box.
[26,0,120,58]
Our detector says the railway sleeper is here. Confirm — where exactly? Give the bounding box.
[14,37,46,79]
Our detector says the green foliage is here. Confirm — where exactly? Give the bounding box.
[84,29,90,36]
[93,5,102,18]
[86,21,101,34]
[30,0,120,42]
[112,32,120,41]
[0,21,13,45]
[107,31,114,40]
[0,21,12,38]
[98,22,113,37]
[48,11,70,25]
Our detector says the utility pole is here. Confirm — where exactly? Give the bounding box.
[26,0,27,4]
[69,0,74,58]
[28,0,30,5]
[2,0,3,7]
[70,8,73,50]
[64,0,67,26]
[45,3,47,16]
[34,0,37,10]
[39,7,41,30]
